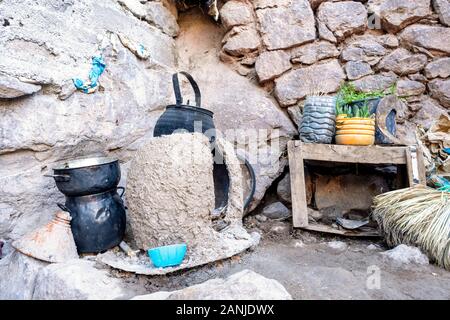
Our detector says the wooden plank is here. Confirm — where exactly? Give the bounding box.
[406,148,415,186]
[287,141,309,228]
[302,223,380,238]
[299,143,407,164]
[416,148,427,185]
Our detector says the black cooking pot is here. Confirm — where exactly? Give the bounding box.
[58,187,126,254]
[153,72,256,210]
[45,157,120,197]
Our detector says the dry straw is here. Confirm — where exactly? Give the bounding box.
[372,185,450,270]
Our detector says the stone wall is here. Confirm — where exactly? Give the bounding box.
[219,0,450,142]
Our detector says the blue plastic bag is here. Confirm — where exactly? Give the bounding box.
[73,56,106,94]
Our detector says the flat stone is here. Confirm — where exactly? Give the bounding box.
[222,25,261,56]
[262,202,291,220]
[378,48,428,75]
[341,38,387,65]
[290,41,340,65]
[0,74,41,98]
[424,57,450,79]
[317,1,367,41]
[400,24,450,54]
[408,73,428,83]
[256,0,316,50]
[433,0,450,26]
[351,72,398,93]
[131,269,292,300]
[396,80,426,97]
[275,60,346,106]
[428,78,450,108]
[379,0,432,33]
[344,61,374,80]
[32,259,134,300]
[317,19,337,43]
[255,50,291,82]
[220,0,254,30]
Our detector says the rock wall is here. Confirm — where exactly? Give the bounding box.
[219,0,450,142]
[1,0,449,241]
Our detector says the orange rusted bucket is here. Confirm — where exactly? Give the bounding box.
[12,211,78,263]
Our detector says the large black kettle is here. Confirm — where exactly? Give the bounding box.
[154,72,256,211]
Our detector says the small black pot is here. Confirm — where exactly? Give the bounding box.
[45,157,120,197]
[59,188,126,254]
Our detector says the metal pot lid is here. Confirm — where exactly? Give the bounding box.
[53,156,118,170]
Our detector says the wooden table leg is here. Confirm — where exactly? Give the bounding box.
[287,141,308,228]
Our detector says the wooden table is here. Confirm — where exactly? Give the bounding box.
[287,141,426,236]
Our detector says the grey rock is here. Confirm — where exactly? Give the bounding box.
[275,60,346,106]
[351,72,398,93]
[433,0,450,26]
[424,57,450,79]
[341,37,387,65]
[410,96,448,129]
[428,78,450,108]
[118,0,179,37]
[132,269,292,300]
[222,25,261,56]
[378,48,428,75]
[255,50,291,82]
[379,0,432,33]
[256,0,316,50]
[32,259,133,300]
[0,74,41,98]
[317,1,367,41]
[396,80,426,97]
[345,61,374,80]
[291,41,340,65]
[381,244,429,266]
[287,106,302,128]
[262,202,291,220]
[220,0,254,30]
[253,0,292,9]
[408,73,428,83]
[317,19,337,43]
[0,251,48,299]
[276,174,291,203]
[400,24,450,54]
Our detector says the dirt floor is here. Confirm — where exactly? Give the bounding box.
[131,217,450,300]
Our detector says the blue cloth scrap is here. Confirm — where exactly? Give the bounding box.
[443,148,450,154]
[73,56,106,94]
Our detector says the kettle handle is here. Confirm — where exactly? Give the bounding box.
[172,72,201,107]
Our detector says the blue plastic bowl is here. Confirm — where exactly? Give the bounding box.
[147,243,187,268]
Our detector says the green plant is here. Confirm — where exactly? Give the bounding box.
[336,83,395,109]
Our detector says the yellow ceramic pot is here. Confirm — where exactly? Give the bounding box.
[335,117,375,146]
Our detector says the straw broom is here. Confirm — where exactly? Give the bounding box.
[372,185,450,270]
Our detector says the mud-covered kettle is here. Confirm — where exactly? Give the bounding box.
[153,72,256,211]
